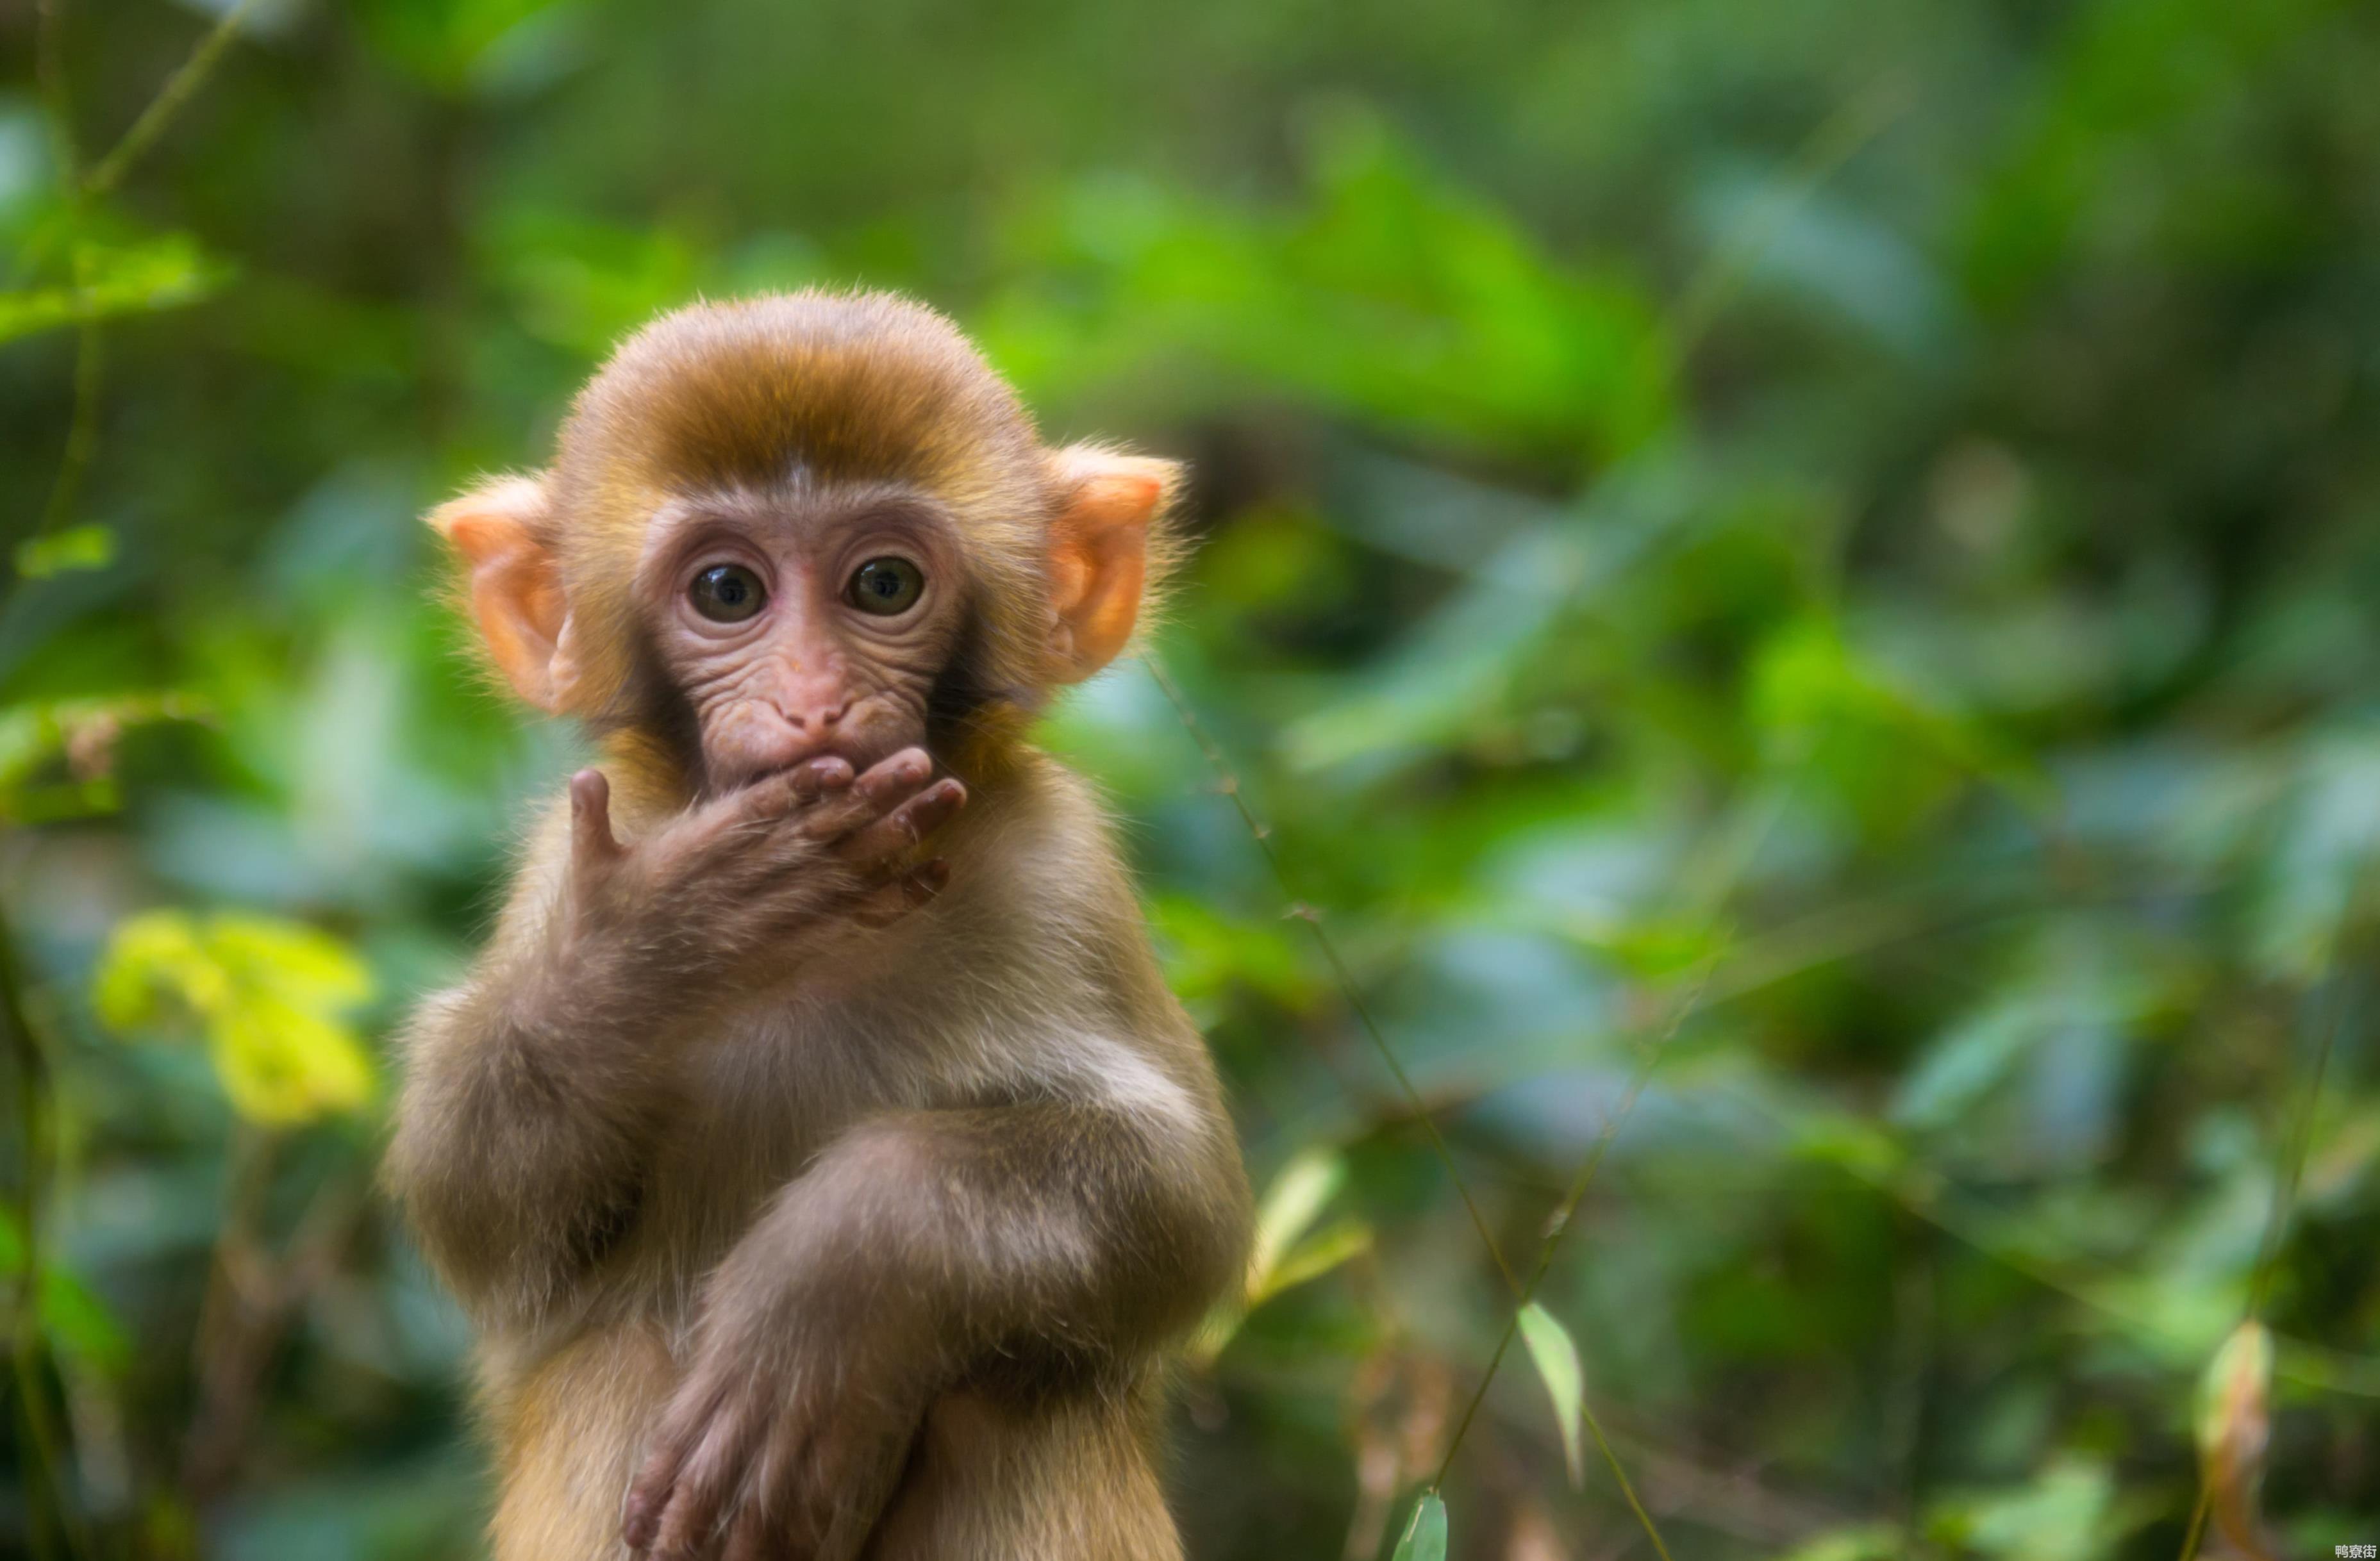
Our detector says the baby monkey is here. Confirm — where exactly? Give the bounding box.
[385,291,1251,1561]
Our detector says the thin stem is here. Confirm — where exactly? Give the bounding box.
[34,0,79,179]
[1670,73,1915,357]
[35,320,105,543]
[2177,975,2345,1561]
[1147,652,1690,1560]
[2174,1486,2213,1561]
[1429,961,1714,1542]
[81,0,263,199]
[1,893,92,1560]
[1145,656,1520,1293]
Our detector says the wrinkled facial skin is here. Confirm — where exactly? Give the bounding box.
[637,484,969,795]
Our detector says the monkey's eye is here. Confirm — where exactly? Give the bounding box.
[688,564,767,623]
[847,557,924,616]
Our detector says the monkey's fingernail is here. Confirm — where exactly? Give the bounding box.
[922,858,951,888]
[788,757,843,800]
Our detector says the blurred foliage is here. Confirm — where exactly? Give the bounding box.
[4,0,2379,1557]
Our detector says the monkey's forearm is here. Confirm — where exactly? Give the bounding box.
[712,1100,1248,1380]
[387,961,679,1325]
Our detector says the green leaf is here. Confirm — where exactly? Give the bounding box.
[13,524,115,579]
[1245,1146,1346,1295]
[1252,1216,1372,1303]
[0,1209,131,1373]
[92,909,378,1125]
[1390,1491,1447,1561]
[0,234,230,347]
[1516,1301,1586,1487]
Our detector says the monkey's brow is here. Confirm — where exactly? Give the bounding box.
[655,481,946,537]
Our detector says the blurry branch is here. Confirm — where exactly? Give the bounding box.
[37,320,104,541]
[1147,656,1520,1293]
[81,0,265,201]
[33,0,79,176]
[1688,1058,2380,1400]
[1147,656,1680,1561]
[2179,973,2344,1561]
[1,893,94,1561]
[2,6,265,1544]
[182,1128,368,1501]
[1424,961,1714,1560]
[1669,72,1917,359]
[22,0,259,547]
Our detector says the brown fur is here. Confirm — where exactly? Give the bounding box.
[387,290,1248,1561]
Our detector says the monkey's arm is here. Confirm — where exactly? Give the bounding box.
[384,939,678,1327]
[798,1095,1247,1364]
[386,756,965,1328]
[624,1087,1248,1560]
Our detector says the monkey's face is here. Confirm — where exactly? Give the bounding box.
[635,485,970,792]
[426,295,1183,789]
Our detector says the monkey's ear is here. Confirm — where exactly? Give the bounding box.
[428,475,576,713]
[1045,445,1180,684]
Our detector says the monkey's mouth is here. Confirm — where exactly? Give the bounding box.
[719,731,919,792]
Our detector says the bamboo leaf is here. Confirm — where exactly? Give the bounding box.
[1517,1300,1586,1487]
[1390,1490,1446,1561]
[1251,1216,1372,1303]
[1245,1145,1346,1295]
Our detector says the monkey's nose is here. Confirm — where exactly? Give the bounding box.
[786,697,852,732]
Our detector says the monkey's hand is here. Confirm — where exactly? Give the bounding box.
[622,1157,934,1561]
[558,747,966,1004]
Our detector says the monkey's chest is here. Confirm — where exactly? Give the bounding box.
[633,999,935,1271]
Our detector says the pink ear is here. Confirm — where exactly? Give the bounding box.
[429,476,572,712]
[1046,445,1179,682]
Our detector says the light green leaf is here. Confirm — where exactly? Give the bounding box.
[1252,1217,1372,1303]
[1516,1301,1586,1487]
[92,909,378,1125]
[1246,1146,1346,1294]
[205,913,374,1010]
[13,524,115,579]
[1188,1152,1366,1365]
[92,909,226,1028]
[0,234,230,347]
[1390,1491,1447,1561]
[208,993,376,1125]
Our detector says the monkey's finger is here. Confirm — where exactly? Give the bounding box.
[622,1378,735,1552]
[849,860,951,929]
[639,1409,760,1561]
[570,769,623,864]
[677,759,855,883]
[711,756,852,834]
[838,780,967,872]
[797,748,935,842]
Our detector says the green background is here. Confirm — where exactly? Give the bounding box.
[4,0,2377,1556]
